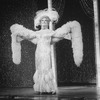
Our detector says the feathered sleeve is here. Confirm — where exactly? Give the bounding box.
[53,21,83,67]
[10,24,36,64]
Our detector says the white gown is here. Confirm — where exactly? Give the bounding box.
[33,30,57,93]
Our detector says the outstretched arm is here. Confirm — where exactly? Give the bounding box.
[10,24,37,41]
[52,22,71,43]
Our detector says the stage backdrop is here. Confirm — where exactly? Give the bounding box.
[0,0,96,88]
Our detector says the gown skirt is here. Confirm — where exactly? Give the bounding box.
[33,42,57,93]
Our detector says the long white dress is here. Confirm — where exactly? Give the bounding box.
[33,29,57,93]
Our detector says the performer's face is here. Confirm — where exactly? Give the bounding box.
[40,17,50,29]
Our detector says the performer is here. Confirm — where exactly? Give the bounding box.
[10,8,83,94]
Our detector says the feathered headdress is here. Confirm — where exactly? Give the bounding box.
[34,8,59,30]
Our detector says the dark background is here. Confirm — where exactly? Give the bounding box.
[0,0,96,88]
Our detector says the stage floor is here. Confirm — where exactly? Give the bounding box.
[0,86,99,100]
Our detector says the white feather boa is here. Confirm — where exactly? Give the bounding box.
[70,21,83,66]
[10,24,23,64]
[10,21,83,66]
